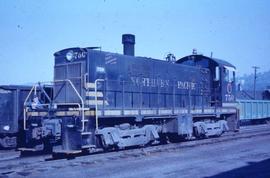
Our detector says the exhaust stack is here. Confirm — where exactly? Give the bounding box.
[122,34,135,56]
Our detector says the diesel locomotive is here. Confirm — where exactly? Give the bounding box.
[22,34,239,153]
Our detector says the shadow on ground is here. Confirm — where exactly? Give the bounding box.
[205,158,270,178]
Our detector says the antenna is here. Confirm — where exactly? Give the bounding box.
[192,48,197,55]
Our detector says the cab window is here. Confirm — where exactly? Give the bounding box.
[223,66,235,82]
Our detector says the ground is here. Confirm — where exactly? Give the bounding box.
[1,126,270,178]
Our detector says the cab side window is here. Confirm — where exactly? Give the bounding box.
[223,66,235,82]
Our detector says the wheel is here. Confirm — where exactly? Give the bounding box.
[193,126,206,139]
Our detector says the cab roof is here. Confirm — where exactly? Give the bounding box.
[176,54,236,68]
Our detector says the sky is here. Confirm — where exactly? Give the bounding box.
[0,0,270,85]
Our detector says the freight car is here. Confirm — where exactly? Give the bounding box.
[237,99,270,124]
[22,34,239,154]
[0,85,31,148]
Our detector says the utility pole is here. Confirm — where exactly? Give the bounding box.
[252,66,259,100]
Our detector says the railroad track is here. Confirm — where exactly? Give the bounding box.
[0,124,269,163]
[47,123,270,160]
[0,124,269,177]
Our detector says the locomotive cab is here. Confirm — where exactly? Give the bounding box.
[220,65,236,106]
[176,54,236,107]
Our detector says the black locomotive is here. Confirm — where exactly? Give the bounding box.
[21,34,238,153]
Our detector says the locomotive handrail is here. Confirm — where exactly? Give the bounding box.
[38,82,52,103]
[23,79,85,131]
[54,79,86,132]
[23,85,36,130]
[95,79,105,130]
[25,103,82,110]
[98,79,214,112]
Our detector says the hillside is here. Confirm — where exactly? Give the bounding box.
[237,70,270,91]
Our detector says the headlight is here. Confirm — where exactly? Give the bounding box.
[66,50,74,61]
[3,125,10,131]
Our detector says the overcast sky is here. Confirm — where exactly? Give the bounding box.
[0,0,269,84]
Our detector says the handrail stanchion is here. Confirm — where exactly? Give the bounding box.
[188,88,191,114]
[173,82,176,115]
[122,80,125,115]
[23,85,36,130]
[95,79,105,131]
